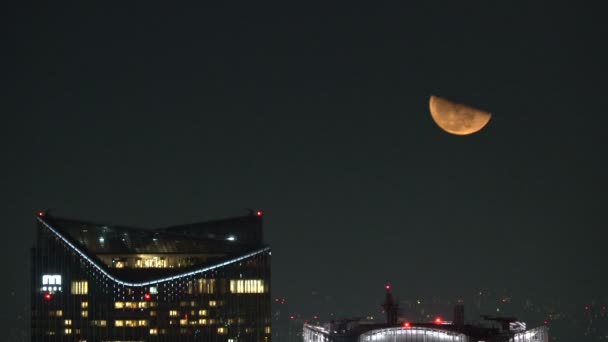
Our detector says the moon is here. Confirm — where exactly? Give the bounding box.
[429,96,492,135]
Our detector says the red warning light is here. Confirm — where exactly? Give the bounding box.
[44,293,51,300]
[290,315,295,320]
[435,317,442,324]
[37,211,44,217]
[385,284,391,290]
[256,211,263,217]
[403,322,411,328]
[144,293,151,300]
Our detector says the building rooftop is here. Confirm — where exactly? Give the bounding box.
[36,211,268,284]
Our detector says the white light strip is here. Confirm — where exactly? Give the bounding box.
[37,217,270,287]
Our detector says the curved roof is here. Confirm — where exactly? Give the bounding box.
[37,216,270,287]
[359,327,468,342]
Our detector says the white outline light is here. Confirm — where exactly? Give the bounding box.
[38,217,271,287]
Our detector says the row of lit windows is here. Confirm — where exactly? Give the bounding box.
[50,326,267,336]
[71,281,88,295]
[91,320,107,327]
[115,320,148,327]
[179,319,217,326]
[114,301,157,309]
[187,278,216,294]
[170,309,208,317]
[230,279,265,294]
[49,310,63,317]
[135,256,168,268]
[63,314,92,323]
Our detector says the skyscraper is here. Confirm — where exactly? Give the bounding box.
[31,211,271,341]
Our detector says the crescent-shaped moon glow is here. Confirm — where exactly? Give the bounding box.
[429,96,492,135]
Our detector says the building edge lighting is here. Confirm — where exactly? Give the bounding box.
[37,217,271,287]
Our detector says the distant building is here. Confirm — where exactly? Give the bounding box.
[303,287,548,342]
[31,211,271,341]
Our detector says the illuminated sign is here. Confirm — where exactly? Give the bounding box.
[42,274,62,292]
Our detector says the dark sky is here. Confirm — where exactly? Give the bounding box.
[4,0,608,334]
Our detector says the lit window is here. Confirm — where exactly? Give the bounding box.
[64,328,72,335]
[195,278,215,294]
[150,311,157,317]
[56,310,63,317]
[169,310,178,317]
[230,279,265,293]
[91,320,107,327]
[138,320,148,326]
[180,319,188,326]
[115,320,124,327]
[125,320,137,327]
[135,256,168,268]
[71,281,88,295]
[199,319,208,325]
[149,286,158,294]
[150,328,158,335]
[217,327,226,334]
[265,326,271,334]
[198,309,207,316]
[209,300,217,307]
[81,302,88,309]
[81,310,88,318]
[64,320,72,326]
[114,302,124,309]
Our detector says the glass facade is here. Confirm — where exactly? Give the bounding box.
[31,214,271,342]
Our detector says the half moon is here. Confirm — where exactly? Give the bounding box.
[429,96,492,135]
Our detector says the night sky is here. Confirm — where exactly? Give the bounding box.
[4,1,608,335]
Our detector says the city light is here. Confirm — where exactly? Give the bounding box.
[144,293,151,301]
[435,317,442,324]
[256,211,263,217]
[44,293,51,300]
[403,322,411,328]
[37,217,271,287]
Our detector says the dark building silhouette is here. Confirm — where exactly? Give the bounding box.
[382,285,400,326]
[31,211,271,341]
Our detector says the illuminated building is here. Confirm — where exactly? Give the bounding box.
[303,288,549,342]
[31,211,271,341]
